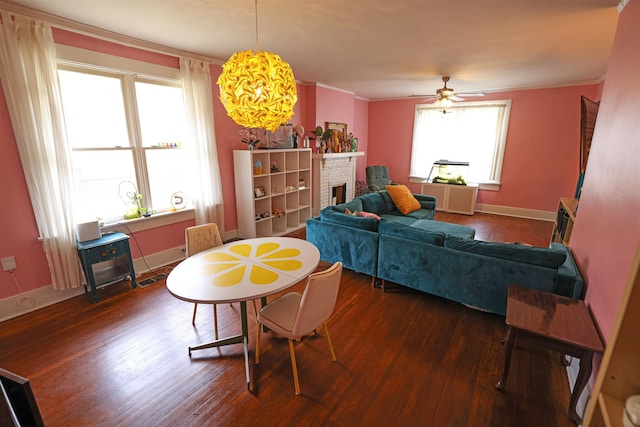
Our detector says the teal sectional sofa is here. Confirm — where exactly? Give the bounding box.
[306,190,584,315]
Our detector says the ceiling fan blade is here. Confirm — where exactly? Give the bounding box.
[449,96,465,101]
[456,92,486,97]
[409,94,437,98]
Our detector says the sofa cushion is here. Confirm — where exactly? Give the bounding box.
[411,220,476,239]
[385,185,421,214]
[444,236,567,268]
[320,208,378,231]
[331,198,363,214]
[405,209,436,220]
[379,214,418,226]
[378,220,444,245]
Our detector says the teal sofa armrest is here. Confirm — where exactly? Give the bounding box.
[444,237,565,267]
[320,208,378,231]
[551,243,584,299]
[306,216,379,277]
[414,194,437,211]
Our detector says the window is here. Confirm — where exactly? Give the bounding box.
[410,100,511,187]
[58,67,190,223]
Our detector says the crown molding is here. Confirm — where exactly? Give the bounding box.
[0,1,220,64]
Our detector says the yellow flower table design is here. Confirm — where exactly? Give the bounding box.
[166,237,320,390]
[201,241,305,287]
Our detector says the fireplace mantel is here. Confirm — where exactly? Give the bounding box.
[312,152,365,160]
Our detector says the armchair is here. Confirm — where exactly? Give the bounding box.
[366,165,392,192]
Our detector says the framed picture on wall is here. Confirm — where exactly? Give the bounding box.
[325,122,347,140]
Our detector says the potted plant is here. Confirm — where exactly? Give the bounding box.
[310,125,333,153]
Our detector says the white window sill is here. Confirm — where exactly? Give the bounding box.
[409,177,500,191]
[477,182,500,191]
[101,208,195,234]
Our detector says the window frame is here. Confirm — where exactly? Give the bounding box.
[56,45,193,226]
[409,99,512,191]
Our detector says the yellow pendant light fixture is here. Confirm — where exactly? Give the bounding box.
[217,0,297,132]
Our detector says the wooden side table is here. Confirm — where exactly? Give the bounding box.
[76,232,137,302]
[496,285,604,425]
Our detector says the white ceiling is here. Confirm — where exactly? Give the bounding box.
[2,0,621,100]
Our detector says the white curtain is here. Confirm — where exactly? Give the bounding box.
[179,57,225,229]
[0,11,83,289]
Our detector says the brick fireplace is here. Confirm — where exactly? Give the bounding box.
[312,152,364,216]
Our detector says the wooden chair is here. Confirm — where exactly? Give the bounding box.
[185,223,224,338]
[185,224,258,338]
[255,262,343,395]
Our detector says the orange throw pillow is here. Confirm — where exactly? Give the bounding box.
[385,185,421,215]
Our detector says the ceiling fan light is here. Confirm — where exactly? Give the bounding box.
[217,49,297,132]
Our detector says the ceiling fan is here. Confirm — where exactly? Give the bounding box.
[413,76,485,108]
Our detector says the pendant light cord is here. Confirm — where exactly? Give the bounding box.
[254,0,259,53]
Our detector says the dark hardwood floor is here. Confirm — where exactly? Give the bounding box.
[0,212,575,426]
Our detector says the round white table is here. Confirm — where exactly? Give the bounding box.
[166,237,320,389]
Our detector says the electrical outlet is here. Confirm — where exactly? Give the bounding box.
[1,256,17,272]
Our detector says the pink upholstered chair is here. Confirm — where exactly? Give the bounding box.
[254,261,343,395]
[185,223,224,338]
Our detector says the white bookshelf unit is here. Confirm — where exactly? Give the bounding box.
[234,149,312,238]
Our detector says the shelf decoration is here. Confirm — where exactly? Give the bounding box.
[240,128,260,150]
[253,159,262,175]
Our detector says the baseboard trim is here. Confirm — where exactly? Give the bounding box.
[132,245,185,276]
[0,245,186,323]
[475,203,555,221]
[0,285,84,323]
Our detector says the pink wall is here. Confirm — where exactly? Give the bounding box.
[0,84,53,298]
[368,99,419,189]
[299,83,317,138]
[368,85,599,212]
[304,83,369,179]
[352,97,369,181]
[315,85,354,127]
[571,0,640,343]
[53,29,178,67]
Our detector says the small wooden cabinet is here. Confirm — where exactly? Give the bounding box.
[420,182,478,215]
[583,243,640,427]
[234,149,312,238]
[551,197,579,245]
[76,231,137,302]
